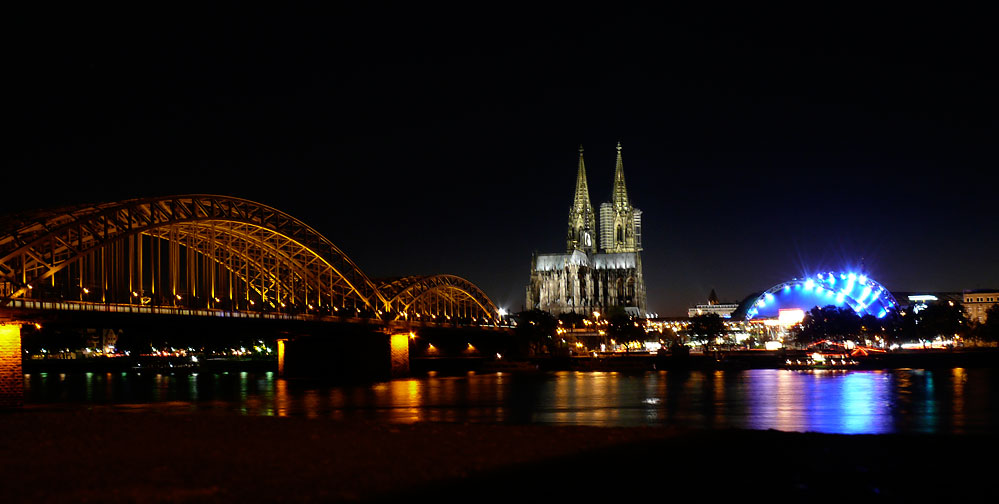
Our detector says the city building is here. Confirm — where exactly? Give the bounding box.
[892,292,962,314]
[688,303,740,318]
[963,289,999,324]
[688,289,739,318]
[526,143,647,317]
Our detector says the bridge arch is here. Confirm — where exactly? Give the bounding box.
[0,195,388,313]
[376,275,499,321]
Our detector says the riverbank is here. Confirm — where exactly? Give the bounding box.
[1,408,996,502]
[21,357,276,374]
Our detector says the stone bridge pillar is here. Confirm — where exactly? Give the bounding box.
[389,331,411,378]
[277,338,287,377]
[0,321,23,408]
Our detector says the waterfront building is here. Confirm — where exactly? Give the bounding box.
[526,143,647,317]
[963,289,999,324]
[688,303,740,318]
[892,292,962,314]
[688,289,739,318]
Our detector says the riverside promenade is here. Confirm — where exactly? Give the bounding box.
[2,409,997,502]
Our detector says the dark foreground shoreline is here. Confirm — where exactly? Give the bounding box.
[1,409,996,502]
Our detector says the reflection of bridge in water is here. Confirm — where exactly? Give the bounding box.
[0,195,507,406]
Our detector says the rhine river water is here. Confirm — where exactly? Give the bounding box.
[22,368,999,435]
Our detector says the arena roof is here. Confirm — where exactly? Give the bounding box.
[744,271,898,320]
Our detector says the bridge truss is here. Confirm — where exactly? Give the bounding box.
[376,275,499,322]
[0,195,498,322]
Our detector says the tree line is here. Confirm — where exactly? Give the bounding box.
[792,302,999,347]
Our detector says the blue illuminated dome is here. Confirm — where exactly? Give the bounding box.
[745,272,898,320]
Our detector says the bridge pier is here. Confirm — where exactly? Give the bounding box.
[277,338,287,377]
[0,321,23,408]
[389,331,410,378]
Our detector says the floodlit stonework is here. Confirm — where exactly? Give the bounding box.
[963,290,999,324]
[526,143,647,317]
[0,322,23,407]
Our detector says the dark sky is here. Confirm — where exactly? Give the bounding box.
[8,5,997,315]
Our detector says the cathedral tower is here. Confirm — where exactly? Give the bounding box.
[566,145,597,253]
[599,142,641,253]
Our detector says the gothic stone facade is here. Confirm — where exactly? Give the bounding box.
[526,143,647,317]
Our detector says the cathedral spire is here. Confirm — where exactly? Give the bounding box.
[612,141,629,209]
[601,141,640,254]
[573,145,593,212]
[567,145,596,253]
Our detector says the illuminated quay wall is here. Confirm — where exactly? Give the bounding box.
[0,322,22,407]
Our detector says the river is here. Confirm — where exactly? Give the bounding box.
[22,367,999,434]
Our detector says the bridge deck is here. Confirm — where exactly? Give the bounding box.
[3,299,513,331]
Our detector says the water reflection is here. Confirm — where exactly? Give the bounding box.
[952,368,965,432]
[22,368,999,434]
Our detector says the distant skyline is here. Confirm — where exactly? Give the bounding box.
[7,5,997,315]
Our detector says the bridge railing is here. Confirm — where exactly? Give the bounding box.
[8,299,325,321]
[4,299,514,329]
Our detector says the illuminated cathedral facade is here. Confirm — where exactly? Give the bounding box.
[526,143,647,317]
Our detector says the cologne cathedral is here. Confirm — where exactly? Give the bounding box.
[526,143,647,317]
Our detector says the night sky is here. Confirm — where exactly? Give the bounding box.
[8,5,997,315]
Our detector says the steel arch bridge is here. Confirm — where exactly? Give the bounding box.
[376,275,498,322]
[0,195,498,322]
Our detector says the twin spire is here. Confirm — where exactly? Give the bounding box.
[571,141,629,214]
[568,142,633,253]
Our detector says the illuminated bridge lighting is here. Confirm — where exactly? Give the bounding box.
[746,271,898,321]
[0,195,500,323]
